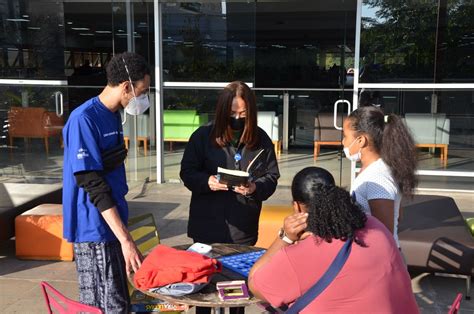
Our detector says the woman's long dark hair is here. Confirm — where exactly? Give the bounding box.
[291,167,367,245]
[348,106,418,197]
[211,81,258,148]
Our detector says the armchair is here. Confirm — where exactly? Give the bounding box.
[313,112,343,160]
[163,110,208,150]
[403,113,450,165]
[257,111,282,156]
[8,107,64,154]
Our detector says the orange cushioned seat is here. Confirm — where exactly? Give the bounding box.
[15,204,73,261]
[256,205,293,248]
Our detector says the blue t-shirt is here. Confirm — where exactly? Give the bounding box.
[62,96,129,243]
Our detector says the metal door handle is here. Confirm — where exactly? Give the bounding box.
[54,91,64,117]
[333,99,351,130]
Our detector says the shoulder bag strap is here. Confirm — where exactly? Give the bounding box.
[285,238,353,314]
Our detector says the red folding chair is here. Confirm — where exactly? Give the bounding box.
[40,281,103,314]
[448,293,463,314]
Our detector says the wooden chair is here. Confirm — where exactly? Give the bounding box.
[40,281,103,314]
[404,113,450,166]
[123,115,150,156]
[313,112,344,160]
[8,107,64,154]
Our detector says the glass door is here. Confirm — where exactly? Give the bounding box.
[0,0,69,183]
[254,0,356,186]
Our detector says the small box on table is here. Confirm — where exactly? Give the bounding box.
[216,280,249,301]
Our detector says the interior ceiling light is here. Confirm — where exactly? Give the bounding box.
[96,30,112,34]
[71,27,90,31]
[79,33,94,36]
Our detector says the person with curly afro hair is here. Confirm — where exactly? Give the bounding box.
[249,167,419,314]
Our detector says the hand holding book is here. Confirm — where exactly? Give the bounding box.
[216,149,268,192]
[232,182,256,196]
[208,175,229,192]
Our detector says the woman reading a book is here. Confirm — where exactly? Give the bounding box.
[180,81,280,314]
[248,167,418,314]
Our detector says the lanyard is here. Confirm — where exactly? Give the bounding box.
[233,143,245,170]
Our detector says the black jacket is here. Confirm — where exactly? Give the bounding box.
[180,124,280,245]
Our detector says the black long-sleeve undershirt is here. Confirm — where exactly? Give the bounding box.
[75,171,115,212]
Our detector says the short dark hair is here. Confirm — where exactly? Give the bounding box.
[291,167,367,245]
[211,81,258,148]
[106,52,151,86]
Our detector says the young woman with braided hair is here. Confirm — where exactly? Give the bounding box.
[342,105,418,247]
[248,167,418,313]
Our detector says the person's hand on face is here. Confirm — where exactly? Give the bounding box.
[208,175,229,192]
[283,212,310,242]
[233,182,256,196]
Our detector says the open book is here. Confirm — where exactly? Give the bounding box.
[217,149,267,186]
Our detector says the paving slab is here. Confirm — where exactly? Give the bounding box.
[0,179,472,313]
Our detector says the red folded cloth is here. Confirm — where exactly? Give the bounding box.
[134,244,222,289]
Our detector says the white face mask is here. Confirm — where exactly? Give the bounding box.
[343,138,361,162]
[122,57,150,116]
[125,92,150,116]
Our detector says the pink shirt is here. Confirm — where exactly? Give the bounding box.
[252,217,419,314]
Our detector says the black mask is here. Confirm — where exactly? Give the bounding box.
[230,117,245,130]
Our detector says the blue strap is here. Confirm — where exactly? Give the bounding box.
[285,239,353,314]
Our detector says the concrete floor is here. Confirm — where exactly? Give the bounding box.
[0,146,473,313]
[1,180,473,313]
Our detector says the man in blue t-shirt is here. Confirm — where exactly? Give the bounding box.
[62,52,151,313]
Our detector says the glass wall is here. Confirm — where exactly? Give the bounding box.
[161,1,357,183]
[255,1,356,88]
[1,0,471,190]
[360,0,474,83]
[162,1,256,83]
[0,0,155,186]
[360,0,474,188]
